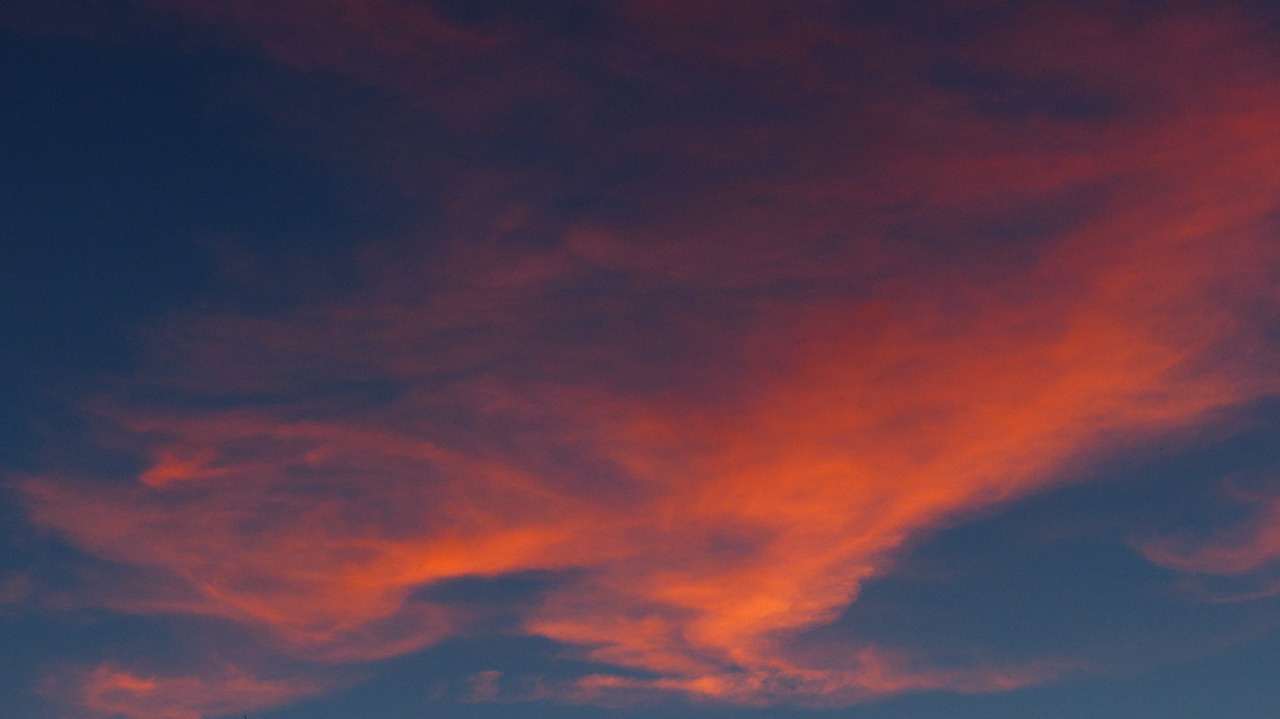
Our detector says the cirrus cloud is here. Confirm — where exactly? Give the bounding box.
[9,0,1280,715]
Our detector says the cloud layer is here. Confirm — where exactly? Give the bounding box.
[10,1,1280,716]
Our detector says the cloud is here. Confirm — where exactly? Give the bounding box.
[1140,487,1280,577]
[563,647,1067,707]
[10,0,1280,714]
[45,664,321,719]
[141,0,493,71]
[0,572,33,606]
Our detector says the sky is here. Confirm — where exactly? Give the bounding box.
[2,1,1280,718]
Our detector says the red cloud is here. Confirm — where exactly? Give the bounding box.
[13,0,1280,714]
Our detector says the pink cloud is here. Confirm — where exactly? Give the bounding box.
[1140,487,1280,577]
[0,572,33,606]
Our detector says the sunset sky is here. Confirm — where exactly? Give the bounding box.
[2,2,1280,718]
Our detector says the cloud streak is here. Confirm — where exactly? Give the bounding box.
[45,664,321,719]
[1141,484,1280,578]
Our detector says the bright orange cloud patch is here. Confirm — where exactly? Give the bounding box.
[48,664,320,719]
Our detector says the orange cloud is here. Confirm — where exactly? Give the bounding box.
[566,646,1063,707]
[47,664,320,719]
[12,0,1280,714]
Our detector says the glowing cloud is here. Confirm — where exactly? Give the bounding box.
[10,0,1280,715]
[46,665,320,719]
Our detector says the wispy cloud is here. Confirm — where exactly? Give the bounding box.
[44,664,321,719]
[1139,481,1280,591]
[9,0,1280,714]
[0,572,33,606]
